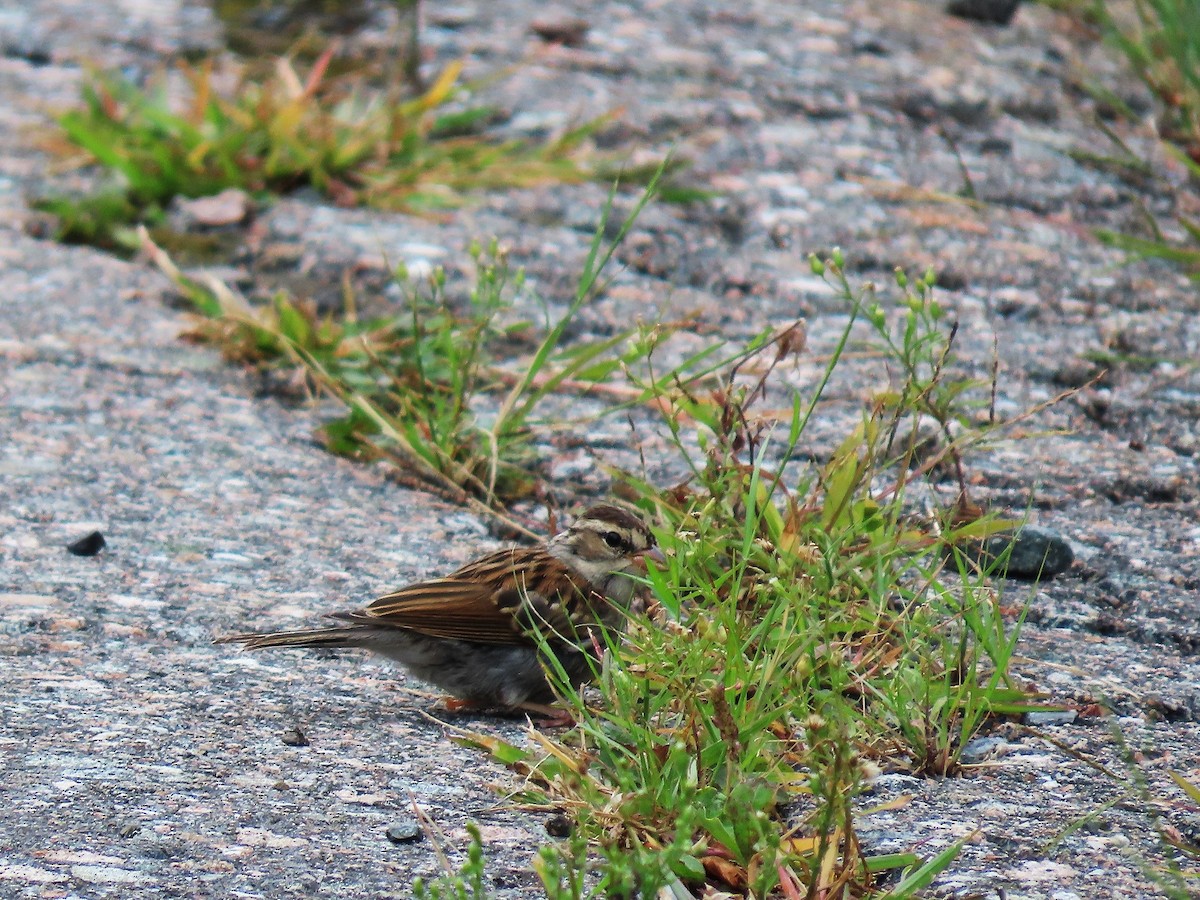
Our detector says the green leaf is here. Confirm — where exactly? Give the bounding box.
[880,834,970,896]
[273,296,314,347]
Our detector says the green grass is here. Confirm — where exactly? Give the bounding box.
[414,823,490,900]
[145,164,1041,894]
[149,185,1040,892]
[445,258,1037,897]
[142,232,598,509]
[37,52,597,253]
[142,168,725,512]
[1079,0,1200,278]
[153,189,1039,890]
[1091,0,1200,161]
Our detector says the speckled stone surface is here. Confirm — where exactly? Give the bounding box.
[2,0,1199,897]
[0,232,555,897]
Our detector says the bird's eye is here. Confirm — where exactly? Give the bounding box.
[603,531,625,549]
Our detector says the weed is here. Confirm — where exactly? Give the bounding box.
[144,194,1046,895]
[413,822,490,900]
[1091,0,1200,163]
[456,254,1036,896]
[140,169,690,511]
[1075,0,1200,278]
[37,52,596,252]
[143,155,1037,896]
[147,190,1038,891]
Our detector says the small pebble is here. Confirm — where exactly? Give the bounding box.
[385,820,422,844]
[172,188,254,229]
[544,814,572,837]
[67,531,106,557]
[973,525,1074,580]
[530,16,589,47]
[280,728,309,747]
[1025,710,1079,727]
[946,0,1021,25]
[960,735,1010,763]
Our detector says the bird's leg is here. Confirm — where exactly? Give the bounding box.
[516,702,576,729]
[439,697,487,713]
[438,697,574,728]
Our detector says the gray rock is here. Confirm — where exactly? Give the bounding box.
[960,735,1011,763]
[385,820,422,844]
[975,525,1075,580]
[946,0,1021,25]
[280,727,309,747]
[66,530,105,556]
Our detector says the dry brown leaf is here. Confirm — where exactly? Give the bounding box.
[701,854,748,891]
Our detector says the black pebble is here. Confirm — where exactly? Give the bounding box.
[67,531,106,556]
[946,0,1021,24]
[385,820,422,844]
[544,814,572,838]
[975,525,1075,581]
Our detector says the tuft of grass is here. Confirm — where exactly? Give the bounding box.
[1091,0,1200,163]
[455,255,1038,897]
[140,168,711,512]
[143,231,600,509]
[141,156,1044,894]
[412,822,490,900]
[1078,0,1200,278]
[37,52,597,252]
[145,181,1042,890]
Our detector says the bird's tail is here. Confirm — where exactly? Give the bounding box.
[215,626,369,651]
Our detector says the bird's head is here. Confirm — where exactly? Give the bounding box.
[549,504,660,585]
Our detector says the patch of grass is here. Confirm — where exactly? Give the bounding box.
[142,233,584,508]
[412,822,490,900]
[1091,0,1200,163]
[454,257,1037,896]
[145,164,1038,893]
[1075,0,1200,278]
[141,169,715,512]
[36,51,597,252]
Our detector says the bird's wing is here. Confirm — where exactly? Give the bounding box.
[334,549,593,645]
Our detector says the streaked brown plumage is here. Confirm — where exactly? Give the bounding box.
[216,504,657,713]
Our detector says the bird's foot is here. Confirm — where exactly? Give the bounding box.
[516,702,576,729]
[438,697,486,714]
[436,697,575,728]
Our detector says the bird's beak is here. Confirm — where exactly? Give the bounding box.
[642,546,666,564]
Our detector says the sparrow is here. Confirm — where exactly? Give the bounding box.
[216,504,659,717]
